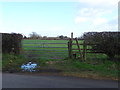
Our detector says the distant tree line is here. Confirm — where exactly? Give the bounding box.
[23,32,70,40]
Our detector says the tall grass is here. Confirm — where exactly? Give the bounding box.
[2,54,28,72]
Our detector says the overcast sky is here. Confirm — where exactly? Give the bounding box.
[0,0,119,37]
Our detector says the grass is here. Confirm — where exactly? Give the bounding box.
[2,39,120,80]
[45,59,119,80]
[2,53,119,80]
[2,54,27,71]
[2,54,46,72]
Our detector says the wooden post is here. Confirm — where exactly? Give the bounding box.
[68,41,70,58]
[69,32,73,59]
[83,40,87,61]
[71,32,73,41]
[68,39,72,59]
[68,32,74,59]
[75,38,83,61]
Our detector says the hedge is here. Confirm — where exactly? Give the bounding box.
[2,33,23,55]
[83,32,120,59]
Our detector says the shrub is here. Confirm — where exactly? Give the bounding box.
[83,32,120,59]
[2,33,23,55]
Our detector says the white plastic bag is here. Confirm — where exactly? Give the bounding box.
[21,62,38,72]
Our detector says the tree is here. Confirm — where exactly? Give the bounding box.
[59,35,64,39]
[64,36,68,38]
[29,32,42,39]
[83,32,120,59]
[58,35,68,39]
[23,36,27,39]
[43,36,47,39]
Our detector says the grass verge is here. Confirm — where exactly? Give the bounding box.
[2,54,120,81]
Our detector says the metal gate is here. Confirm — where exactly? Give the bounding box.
[22,39,68,60]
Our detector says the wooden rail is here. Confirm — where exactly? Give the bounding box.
[72,43,96,45]
[24,43,67,44]
[72,51,104,53]
[24,52,67,54]
[24,46,68,48]
[72,49,96,50]
[24,49,68,51]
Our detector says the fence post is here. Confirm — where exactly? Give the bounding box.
[83,40,87,61]
[68,39,72,59]
[71,32,73,41]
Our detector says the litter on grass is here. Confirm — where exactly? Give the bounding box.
[21,62,38,72]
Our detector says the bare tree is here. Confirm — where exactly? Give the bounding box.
[29,32,42,39]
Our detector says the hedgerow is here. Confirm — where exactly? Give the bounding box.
[83,32,120,59]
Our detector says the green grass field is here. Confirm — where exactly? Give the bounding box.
[22,39,108,61]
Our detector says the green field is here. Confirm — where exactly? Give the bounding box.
[22,39,108,61]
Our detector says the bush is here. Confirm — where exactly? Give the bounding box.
[2,33,23,55]
[83,32,120,59]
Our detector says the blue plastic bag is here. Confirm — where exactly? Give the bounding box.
[21,62,38,72]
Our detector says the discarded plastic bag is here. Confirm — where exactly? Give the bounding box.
[21,62,38,72]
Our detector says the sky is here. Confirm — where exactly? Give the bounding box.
[0,0,119,37]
